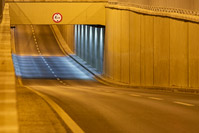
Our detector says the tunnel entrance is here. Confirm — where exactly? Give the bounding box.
[74,25,105,74]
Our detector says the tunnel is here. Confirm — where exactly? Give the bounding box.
[1,0,199,133]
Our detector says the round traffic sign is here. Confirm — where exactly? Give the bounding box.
[52,13,63,23]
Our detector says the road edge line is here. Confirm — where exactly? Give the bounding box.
[17,78,84,133]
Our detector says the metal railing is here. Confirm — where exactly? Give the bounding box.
[0,0,5,23]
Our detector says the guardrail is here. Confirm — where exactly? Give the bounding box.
[0,0,5,23]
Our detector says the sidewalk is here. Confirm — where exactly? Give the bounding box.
[0,3,18,133]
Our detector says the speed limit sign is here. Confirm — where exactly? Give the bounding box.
[52,13,63,23]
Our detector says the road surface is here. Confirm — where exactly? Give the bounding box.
[13,25,199,133]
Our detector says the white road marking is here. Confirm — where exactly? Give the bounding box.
[174,101,195,107]
[129,94,141,97]
[26,87,84,133]
[30,26,66,89]
[148,97,163,101]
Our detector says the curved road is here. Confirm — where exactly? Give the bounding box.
[14,25,199,133]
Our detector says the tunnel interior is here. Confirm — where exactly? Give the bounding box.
[12,25,94,80]
[74,25,105,74]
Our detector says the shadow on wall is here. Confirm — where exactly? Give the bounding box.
[0,0,5,24]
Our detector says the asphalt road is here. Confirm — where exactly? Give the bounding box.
[14,25,199,133]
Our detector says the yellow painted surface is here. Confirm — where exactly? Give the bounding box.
[189,22,199,88]
[120,10,130,84]
[104,8,114,79]
[170,19,188,87]
[0,4,18,133]
[129,12,141,86]
[57,25,74,52]
[112,0,199,12]
[153,16,170,86]
[104,8,199,89]
[140,15,154,86]
[9,3,105,25]
[113,9,121,82]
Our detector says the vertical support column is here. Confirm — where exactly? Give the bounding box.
[99,27,105,73]
[96,27,101,72]
[81,25,85,59]
[74,25,78,55]
[94,27,98,69]
[89,26,94,67]
[77,25,81,57]
[87,26,91,64]
[84,25,88,63]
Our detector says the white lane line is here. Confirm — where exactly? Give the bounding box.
[26,87,84,133]
[148,97,163,101]
[174,101,195,107]
[129,94,141,97]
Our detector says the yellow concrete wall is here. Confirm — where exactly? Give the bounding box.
[109,0,199,11]
[189,23,199,88]
[57,25,75,52]
[9,2,106,25]
[104,8,114,79]
[104,8,199,89]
